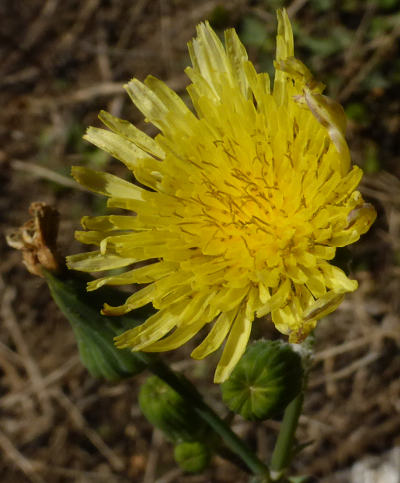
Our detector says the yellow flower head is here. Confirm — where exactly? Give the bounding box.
[67,10,376,383]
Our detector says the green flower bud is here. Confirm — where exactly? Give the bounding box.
[44,270,153,381]
[221,340,303,421]
[139,375,205,443]
[174,441,211,473]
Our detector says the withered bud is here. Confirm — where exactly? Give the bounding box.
[6,202,61,276]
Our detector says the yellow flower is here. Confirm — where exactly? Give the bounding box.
[67,10,376,383]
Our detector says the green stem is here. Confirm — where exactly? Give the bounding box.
[270,392,304,477]
[136,353,270,479]
[270,337,314,479]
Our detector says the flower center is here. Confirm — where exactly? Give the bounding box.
[189,162,312,278]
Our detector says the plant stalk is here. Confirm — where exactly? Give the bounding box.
[270,392,304,477]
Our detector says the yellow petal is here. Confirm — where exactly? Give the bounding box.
[330,166,363,204]
[114,309,176,350]
[275,8,294,64]
[144,317,207,352]
[75,230,113,246]
[176,292,214,322]
[80,215,143,232]
[102,284,155,315]
[275,56,324,94]
[319,262,358,292]
[86,261,176,291]
[330,203,377,247]
[98,110,165,159]
[188,21,231,97]
[274,8,294,103]
[271,304,297,335]
[67,251,136,272]
[303,266,327,298]
[81,215,115,231]
[302,88,350,173]
[303,290,345,322]
[71,166,145,200]
[211,286,248,312]
[125,76,195,134]
[214,305,252,383]
[257,278,291,317]
[224,27,249,97]
[191,310,236,360]
[244,60,270,105]
[84,127,152,172]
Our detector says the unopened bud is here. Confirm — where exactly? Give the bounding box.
[221,340,303,421]
[139,375,205,443]
[174,441,211,473]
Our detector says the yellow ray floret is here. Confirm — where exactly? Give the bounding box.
[67,9,376,383]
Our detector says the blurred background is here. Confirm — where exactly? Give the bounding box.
[1,0,400,481]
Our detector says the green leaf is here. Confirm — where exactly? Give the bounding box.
[240,17,272,49]
[345,102,369,125]
[288,476,317,483]
[43,269,155,381]
[363,141,381,174]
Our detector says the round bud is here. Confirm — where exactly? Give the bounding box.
[174,441,211,473]
[139,375,205,443]
[221,340,303,421]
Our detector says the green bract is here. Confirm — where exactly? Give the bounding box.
[174,441,211,473]
[139,375,205,443]
[221,340,303,421]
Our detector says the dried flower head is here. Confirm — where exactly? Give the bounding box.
[67,10,376,382]
[7,202,60,276]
